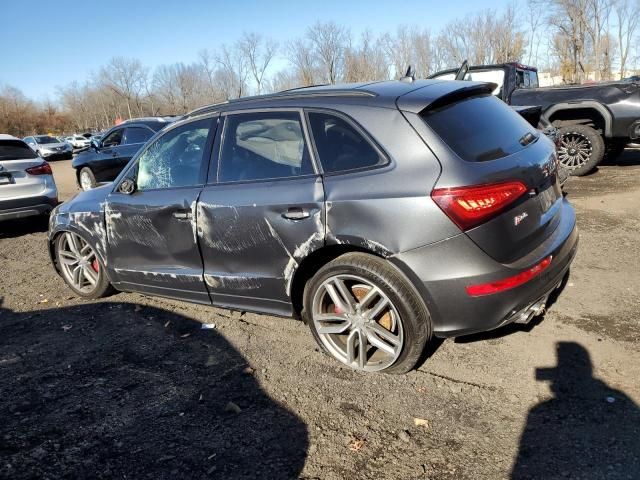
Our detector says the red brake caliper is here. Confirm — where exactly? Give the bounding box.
[91,260,100,272]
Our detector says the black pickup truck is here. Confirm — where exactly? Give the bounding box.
[431,63,640,176]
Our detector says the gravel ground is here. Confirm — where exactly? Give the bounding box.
[1,154,639,479]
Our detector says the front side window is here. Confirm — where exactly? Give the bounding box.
[307,111,385,173]
[136,118,211,191]
[123,127,154,145]
[218,111,313,182]
[102,129,123,147]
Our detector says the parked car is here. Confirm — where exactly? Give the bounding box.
[48,80,578,373]
[430,62,640,175]
[0,134,58,221]
[72,118,175,191]
[65,135,91,150]
[23,135,73,161]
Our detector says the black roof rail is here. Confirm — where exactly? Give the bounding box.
[184,88,378,118]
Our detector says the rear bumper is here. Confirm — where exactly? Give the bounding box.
[41,151,73,161]
[0,192,59,221]
[391,198,578,337]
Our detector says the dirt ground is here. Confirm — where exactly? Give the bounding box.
[1,154,639,479]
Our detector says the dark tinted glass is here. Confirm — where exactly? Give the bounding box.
[102,129,123,147]
[422,95,537,162]
[307,112,384,173]
[136,119,210,190]
[219,112,313,182]
[0,140,38,160]
[35,136,58,144]
[124,127,153,145]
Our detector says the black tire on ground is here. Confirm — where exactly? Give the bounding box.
[79,167,97,191]
[557,125,605,176]
[303,252,432,374]
[55,233,113,299]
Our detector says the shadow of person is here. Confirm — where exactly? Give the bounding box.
[0,300,308,479]
[512,342,640,479]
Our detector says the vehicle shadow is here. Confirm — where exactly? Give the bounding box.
[601,147,640,167]
[511,342,640,479]
[0,215,49,239]
[0,299,308,479]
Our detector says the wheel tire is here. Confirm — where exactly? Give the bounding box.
[303,252,432,374]
[557,125,604,176]
[55,232,113,299]
[79,167,97,191]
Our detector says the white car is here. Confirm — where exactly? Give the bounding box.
[0,134,58,221]
[65,135,91,150]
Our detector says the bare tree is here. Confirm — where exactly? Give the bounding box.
[99,57,148,119]
[344,30,389,82]
[239,32,278,95]
[614,0,640,78]
[307,21,349,84]
[215,43,249,99]
[287,38,317,86]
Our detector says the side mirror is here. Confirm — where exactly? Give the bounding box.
[91,138,101,150]
[118,178,136,195]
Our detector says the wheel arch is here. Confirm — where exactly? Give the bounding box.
[543,102,613,137]
[290,243,387,319]
[49,223,112,283]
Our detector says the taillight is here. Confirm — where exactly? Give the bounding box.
[466,255,552,296]
[431,180,528,230]
[25,162,53,176]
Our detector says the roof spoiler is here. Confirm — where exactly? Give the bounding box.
[420,82,497,113]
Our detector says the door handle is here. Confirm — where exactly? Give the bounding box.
[172,210,193,220]
[282,207,310,220]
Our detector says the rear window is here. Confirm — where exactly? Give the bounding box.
[422,94,537,162]
[35,136,59,144]
[0,140,38,160]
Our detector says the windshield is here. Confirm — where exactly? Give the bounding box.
[463,69,505,96]
[35,136,59,144]
[0,140,39,160]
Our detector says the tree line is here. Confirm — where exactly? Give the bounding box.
[1,0,638,137]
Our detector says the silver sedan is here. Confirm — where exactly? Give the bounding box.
[0,134,58,221]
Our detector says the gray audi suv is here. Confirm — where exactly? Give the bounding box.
[47,79,578,373]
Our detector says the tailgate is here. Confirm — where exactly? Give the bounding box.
[421,93,563,264]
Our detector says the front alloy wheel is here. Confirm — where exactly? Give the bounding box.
[79,167,96,191]
[56,232,112,298]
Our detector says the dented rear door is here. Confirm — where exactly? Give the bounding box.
[197,110,325,316]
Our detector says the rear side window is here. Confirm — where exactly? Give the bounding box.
[422,95,537,162]
[0,140,38,160]
[123,127,153,145]
[307,112,385,173]
[219,111,314,182]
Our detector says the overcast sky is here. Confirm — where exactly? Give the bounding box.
[1,0,513,99]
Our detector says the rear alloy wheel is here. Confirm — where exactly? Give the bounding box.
[556,125,604,176]
[56,231,112,298]
[79,167,96,191]
[304,253,431,374]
